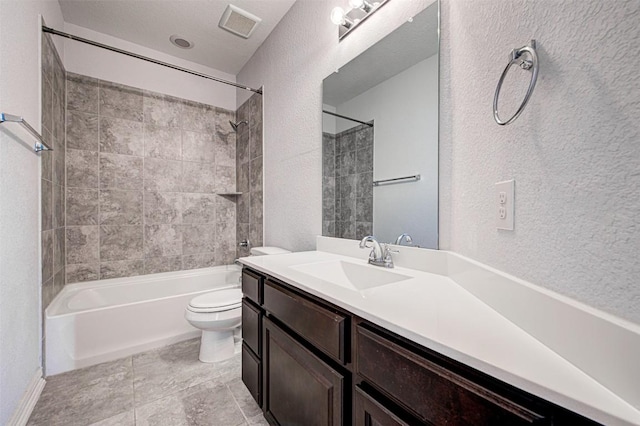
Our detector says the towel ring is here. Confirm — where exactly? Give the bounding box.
[493,40,539,126]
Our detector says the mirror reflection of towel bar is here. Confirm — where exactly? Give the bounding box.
[0,112,53,152]
[373,174,421,187]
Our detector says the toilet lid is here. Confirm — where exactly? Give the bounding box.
[189,288,242,311]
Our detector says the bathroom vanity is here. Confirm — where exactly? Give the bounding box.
[236,241,640,425]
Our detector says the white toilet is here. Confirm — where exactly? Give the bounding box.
[185,246,290,363]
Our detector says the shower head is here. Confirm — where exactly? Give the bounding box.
[229,120,248,131]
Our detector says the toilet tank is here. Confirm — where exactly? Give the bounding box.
[250,246,291,256]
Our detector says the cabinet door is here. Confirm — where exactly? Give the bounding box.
[263,318,344,426]
[242,299,261,356]
[242,343,261,406]
[354,386,413,426]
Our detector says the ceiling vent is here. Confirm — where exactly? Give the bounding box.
[218,4,262,39]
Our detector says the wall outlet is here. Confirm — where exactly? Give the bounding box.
[496,180,514,230]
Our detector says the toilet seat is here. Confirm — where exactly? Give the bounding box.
[187,288,242,313]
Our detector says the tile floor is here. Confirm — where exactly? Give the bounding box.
[28,339,268,426]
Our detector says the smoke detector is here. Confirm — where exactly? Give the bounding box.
[218,4,262,39]
[169,35,193,49]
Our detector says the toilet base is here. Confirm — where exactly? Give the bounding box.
[198,329,235,363]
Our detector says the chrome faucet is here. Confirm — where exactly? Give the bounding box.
[359,236,397,268]
[395,233,413,246]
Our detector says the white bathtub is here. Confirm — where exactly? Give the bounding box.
[45,265,241,376]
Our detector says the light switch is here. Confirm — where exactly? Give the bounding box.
[496,180,514,230]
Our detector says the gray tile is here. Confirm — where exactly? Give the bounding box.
[237,162,249,193]
[249,223,263,248]
[52,92,65,142]
[249,191,263,226]
[236,223,250,258]
[88,410,135,426]
[182,131,215,163]
[356,172,373,199]
[66,263,99,283]
[249,157,262,193]
[323,196,335,222]
[41,277,55,316]
[237,130,249,166]
[216,165,236,192]
[53,267,65,297]
[100,117,144,156]
[53,184,65,229]
[183,253,216,270]
[100,153,143,190]
[338,174,357,200]
[182,101,216,134]
[339,197,356,222]
[67,188,99,226]
[42,230,54,283]
[322,221,336,237]
[41,179,53,231]
[29,357,133,426]
[52,146,65,186]
[144,158,182,192]
[215,121,236,166]
[249,123,263,160]
[67,149,99,188]
[67,73,100,114]
[42,77,53,134]
[356,145,374,173]
[182,224,215,255]
[216,196,236,224]
[144,124,181,160]
[338,221,356,239]
[182,193,217,224]
[246,413,270,425]
[356,222,373,240]
[54,227,65,274]
[135,380,245,426]
[144,224,182,258]
[132,339,226,406]
[356,125,374,150]
[100,225,144,262]
[227,377,262,419]
[144,191,182,224]
[41,130,53,182]
[143,92,182,128]
[356,197,373,222]
[338,150,356,177]
[236,194,249,224]
[66,226,100,264]
[100,260,144,280]
[99,190,143,225]
[338,130,356,153]
[100,81,143,121]
[214,221,235,266]
[182,162,216,193]
[144,256,182,275]
[41,34,55,86]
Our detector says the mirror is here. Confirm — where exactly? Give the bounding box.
[322,2,439,249]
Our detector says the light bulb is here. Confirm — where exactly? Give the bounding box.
[330,7,346,25]
[348,0,364,8]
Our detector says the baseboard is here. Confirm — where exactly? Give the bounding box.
[6,368,46,426]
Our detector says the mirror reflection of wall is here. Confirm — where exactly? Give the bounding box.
[322,2,439,249]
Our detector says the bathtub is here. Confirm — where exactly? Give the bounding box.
[45,265,241,376]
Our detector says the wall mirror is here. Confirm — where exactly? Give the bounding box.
[322,1,439,249]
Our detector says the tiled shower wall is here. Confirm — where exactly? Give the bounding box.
[41,32,66,309]
[322,123,373,240]
[64,73,237,283]
[236,93,263,258]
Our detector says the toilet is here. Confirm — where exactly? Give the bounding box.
[185,246,290,363]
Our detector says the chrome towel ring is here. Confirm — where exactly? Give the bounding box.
[493,40,539,126]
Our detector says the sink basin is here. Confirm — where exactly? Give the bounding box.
[290,260,411,291]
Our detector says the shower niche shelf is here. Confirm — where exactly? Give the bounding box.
[217,192,242,196]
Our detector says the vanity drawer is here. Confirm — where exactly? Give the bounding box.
[263,279,347,364]
[242,299,261,356]
[242,269,263,305]
[355,325,546,425]
[242,342,262,406]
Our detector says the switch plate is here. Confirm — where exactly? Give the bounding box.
[496,180,514,230]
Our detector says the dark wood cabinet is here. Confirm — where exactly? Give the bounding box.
[263,317,344,426]
[241,267,600,426]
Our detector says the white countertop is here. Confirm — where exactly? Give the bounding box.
[239,248,640,426]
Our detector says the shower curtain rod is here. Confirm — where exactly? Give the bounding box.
[42,26,262,95]
[322,110,373,127]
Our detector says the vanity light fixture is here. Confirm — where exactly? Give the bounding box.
[331,0,389,40]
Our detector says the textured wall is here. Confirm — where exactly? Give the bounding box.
[237,0,433,252]
[0,1,64,422]
[439,0,640,324]
[236,93,264,258]
[65,73,237,282]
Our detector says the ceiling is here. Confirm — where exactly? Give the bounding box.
[59,0,297,75]
[323,2,439,106]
